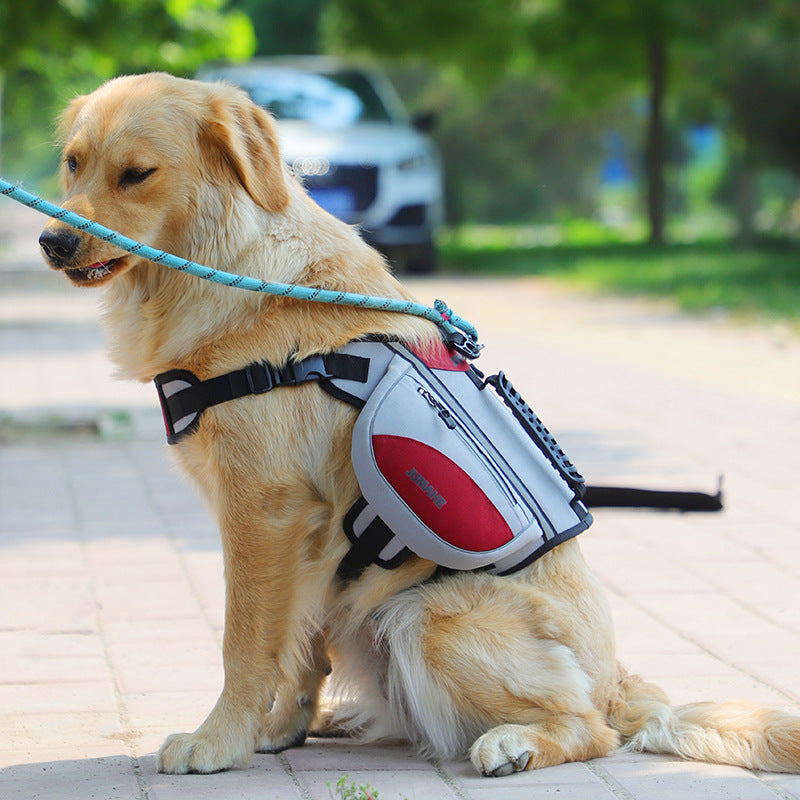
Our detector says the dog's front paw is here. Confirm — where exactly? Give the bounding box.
[470,725,533,777]
[157,731,252,774]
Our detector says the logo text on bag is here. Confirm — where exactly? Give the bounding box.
[404,468,448,509]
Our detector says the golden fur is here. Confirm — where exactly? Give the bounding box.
[40,72,800,777]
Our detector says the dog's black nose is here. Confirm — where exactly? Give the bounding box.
[39,228,81,267]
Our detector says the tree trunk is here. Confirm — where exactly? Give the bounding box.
[735,135,757,244]
[645,35,667,245]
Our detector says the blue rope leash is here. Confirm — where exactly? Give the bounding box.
[0,177,479,347]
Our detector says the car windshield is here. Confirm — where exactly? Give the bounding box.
[218,68,394,127]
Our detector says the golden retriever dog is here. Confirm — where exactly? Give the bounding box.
[39,72,800,777]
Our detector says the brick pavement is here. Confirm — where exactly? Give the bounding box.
[1,202,800,798]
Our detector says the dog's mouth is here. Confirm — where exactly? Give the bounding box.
[64,257,128,285]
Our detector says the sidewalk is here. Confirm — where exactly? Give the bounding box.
[2,201,800,799]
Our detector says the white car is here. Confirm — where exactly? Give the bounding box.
[198,58,444,272]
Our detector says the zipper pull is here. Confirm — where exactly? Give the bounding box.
[417,384,457,429]
[437,407,457,429]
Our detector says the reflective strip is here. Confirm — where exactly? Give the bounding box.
[159,378,198,435]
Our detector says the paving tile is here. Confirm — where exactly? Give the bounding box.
[122,689,221,731]
[83,538,187,579]
[105,633,223,700]
[581,541,712,595]
[284,738,438,773]
[0,756,141,800]
[631,592,781,644]
[626,647,734,675]
[643,673,800,711]
[102,615,219,644]
[139,754,301,800]
[0,680,117,715]
[109,646,223,696]
[599,752,782,800]
[0,579,98,633]
[462,781,615,800]
[93,576,205,622]
[763,774,800,800]
[177,551,226,600]
[0,712,126,759]
[604,596,701,659]
[127,732,167,760]
[301,769,459,800]
[0,541,86,579]
[444,758,617,799]
[0,630,109,684]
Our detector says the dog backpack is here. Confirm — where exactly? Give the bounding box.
[154,338,592,577]
[320,339,592,576]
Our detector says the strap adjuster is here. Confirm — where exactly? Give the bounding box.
[244,362,274,394]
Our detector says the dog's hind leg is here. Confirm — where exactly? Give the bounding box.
[373,568,620,776]
[469,712,618,777]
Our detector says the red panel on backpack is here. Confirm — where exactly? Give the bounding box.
[372,434,513,552]
[409,340,470,372]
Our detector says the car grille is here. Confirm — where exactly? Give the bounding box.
[302,165,378,213]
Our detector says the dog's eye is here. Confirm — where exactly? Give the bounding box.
[119,167,156,188]
[65,154,78,174]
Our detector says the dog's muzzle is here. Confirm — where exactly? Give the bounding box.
[39,227,81,269]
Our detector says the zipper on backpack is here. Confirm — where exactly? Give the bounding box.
[410,374,527,522]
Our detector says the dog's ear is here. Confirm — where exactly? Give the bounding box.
[56,94,88,146]
[201,90,290,213]
[55,94,89,188]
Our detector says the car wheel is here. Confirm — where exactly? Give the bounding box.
[404,243,436,275]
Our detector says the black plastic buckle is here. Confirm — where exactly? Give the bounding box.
[287,356,330,385]
[245,362,275,394]
[277,362,298,385]
[444,331,483,360]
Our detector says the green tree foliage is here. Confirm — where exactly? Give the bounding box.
[390,67,608,225]
[324,0,785,243]
[713,2,800,174]
[0,0,254,75]
[669,0,800,236]
[322,0,528,87]
[231,0,324,56]
[0,0,255,183]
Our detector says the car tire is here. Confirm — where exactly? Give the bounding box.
[404,243,437,275]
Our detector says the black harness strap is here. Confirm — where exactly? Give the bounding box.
[155,352,369,444]
[154,342,724,588]
[337,496,415,583]
[337,498,397,583]
[584,483,723,512]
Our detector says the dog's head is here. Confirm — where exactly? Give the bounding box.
[39,72,290,287]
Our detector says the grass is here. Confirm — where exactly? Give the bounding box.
[438,231,800,326]
[328,776,381,800]
[328,774,409,800]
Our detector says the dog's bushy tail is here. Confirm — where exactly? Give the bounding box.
[608,672,800,772]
